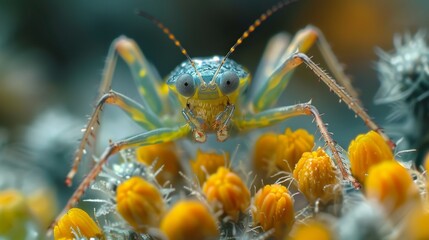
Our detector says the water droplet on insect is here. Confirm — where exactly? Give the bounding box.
[83,149,87,155]
[338,99,342,103]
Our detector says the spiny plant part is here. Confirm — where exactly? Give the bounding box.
[54,0,394,231]
[375,31,429,165]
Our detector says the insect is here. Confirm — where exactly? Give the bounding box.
[54,0,394,230]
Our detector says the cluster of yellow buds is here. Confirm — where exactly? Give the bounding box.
[52,128,429,240]
[253,128,340,205]
[0,187,57,239]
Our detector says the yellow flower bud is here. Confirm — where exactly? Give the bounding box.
[160,200,219,240]
[116,176,165,232]
[202,167,250,221]
[0,189,31,235]
[253,132,279,176]
[289,221,333,240]
[252,184,294,238]
[191,149,229,184]
[365,161,418,213]
[402,203,429,240]
[253,128,314,178]
[293,147,339,204]
[54,208,104,240]
[27,188,58,229]
[136,142,181,184]
[276,128,315,172]
[348,131,394,184]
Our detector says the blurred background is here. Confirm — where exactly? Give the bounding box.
[1,0,428,142]
[0,0,428,236]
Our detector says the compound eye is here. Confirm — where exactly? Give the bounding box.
[219,71,239,95]
[176,74,196,97]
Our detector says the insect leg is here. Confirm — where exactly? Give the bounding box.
[101,90,163,130]
[297,26,359,99]
[113,36,168,115]
[182,108,206,143]
[214,104,235,142]
[53,125,191,231]
[66,36,168,186]
[248,32,291,102]
[251,26,358,111]
[252,51,394,149]
[235,102,361,189]
[65,90,164,186]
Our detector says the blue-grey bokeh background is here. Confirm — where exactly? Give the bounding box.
[1,0,428,141]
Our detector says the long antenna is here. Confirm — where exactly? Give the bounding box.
[137,11,206,84]
[210,0,299,84]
